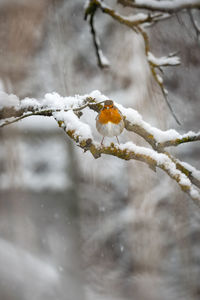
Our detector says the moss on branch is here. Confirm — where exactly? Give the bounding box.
[157,134,200,149]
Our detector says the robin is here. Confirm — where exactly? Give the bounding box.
[96,100,124,145]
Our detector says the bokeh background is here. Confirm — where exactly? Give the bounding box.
[0,0,200,299]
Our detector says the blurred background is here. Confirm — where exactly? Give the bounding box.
[0,0,200,299]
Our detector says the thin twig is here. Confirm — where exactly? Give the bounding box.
[188,9,200,40]
[137,26,181,125]
[89,12,109,68]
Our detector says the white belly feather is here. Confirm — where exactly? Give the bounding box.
[96,120,124,137]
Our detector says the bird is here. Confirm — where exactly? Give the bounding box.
[96,100,124,145]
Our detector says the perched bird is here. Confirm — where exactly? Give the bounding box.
[96,100,124,145]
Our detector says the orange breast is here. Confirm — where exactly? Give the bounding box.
[98,107,122,124]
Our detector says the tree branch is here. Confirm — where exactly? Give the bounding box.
[118,0,200,13]
[85,1,110,68]
[1,92,199,152]
[157,132,200,150]
[54,111,200,205]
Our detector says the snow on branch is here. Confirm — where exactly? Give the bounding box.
[85,0,167,28]
[0,90,200,205]
[0,91,106,127]
[176,160,200,189]
[118,0,200,13]
[120,105,200,151]
[148,52,181,67]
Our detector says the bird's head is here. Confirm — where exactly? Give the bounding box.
[103,100,114,110]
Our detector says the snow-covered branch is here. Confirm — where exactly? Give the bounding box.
[1,90,200,204]
[0,91,104,128]
[122,108,200,151]
[55,114,200,204]
[118,0,200,13]
[148,52,181,67]
[1,91,199,150]
[85,0,167,28]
